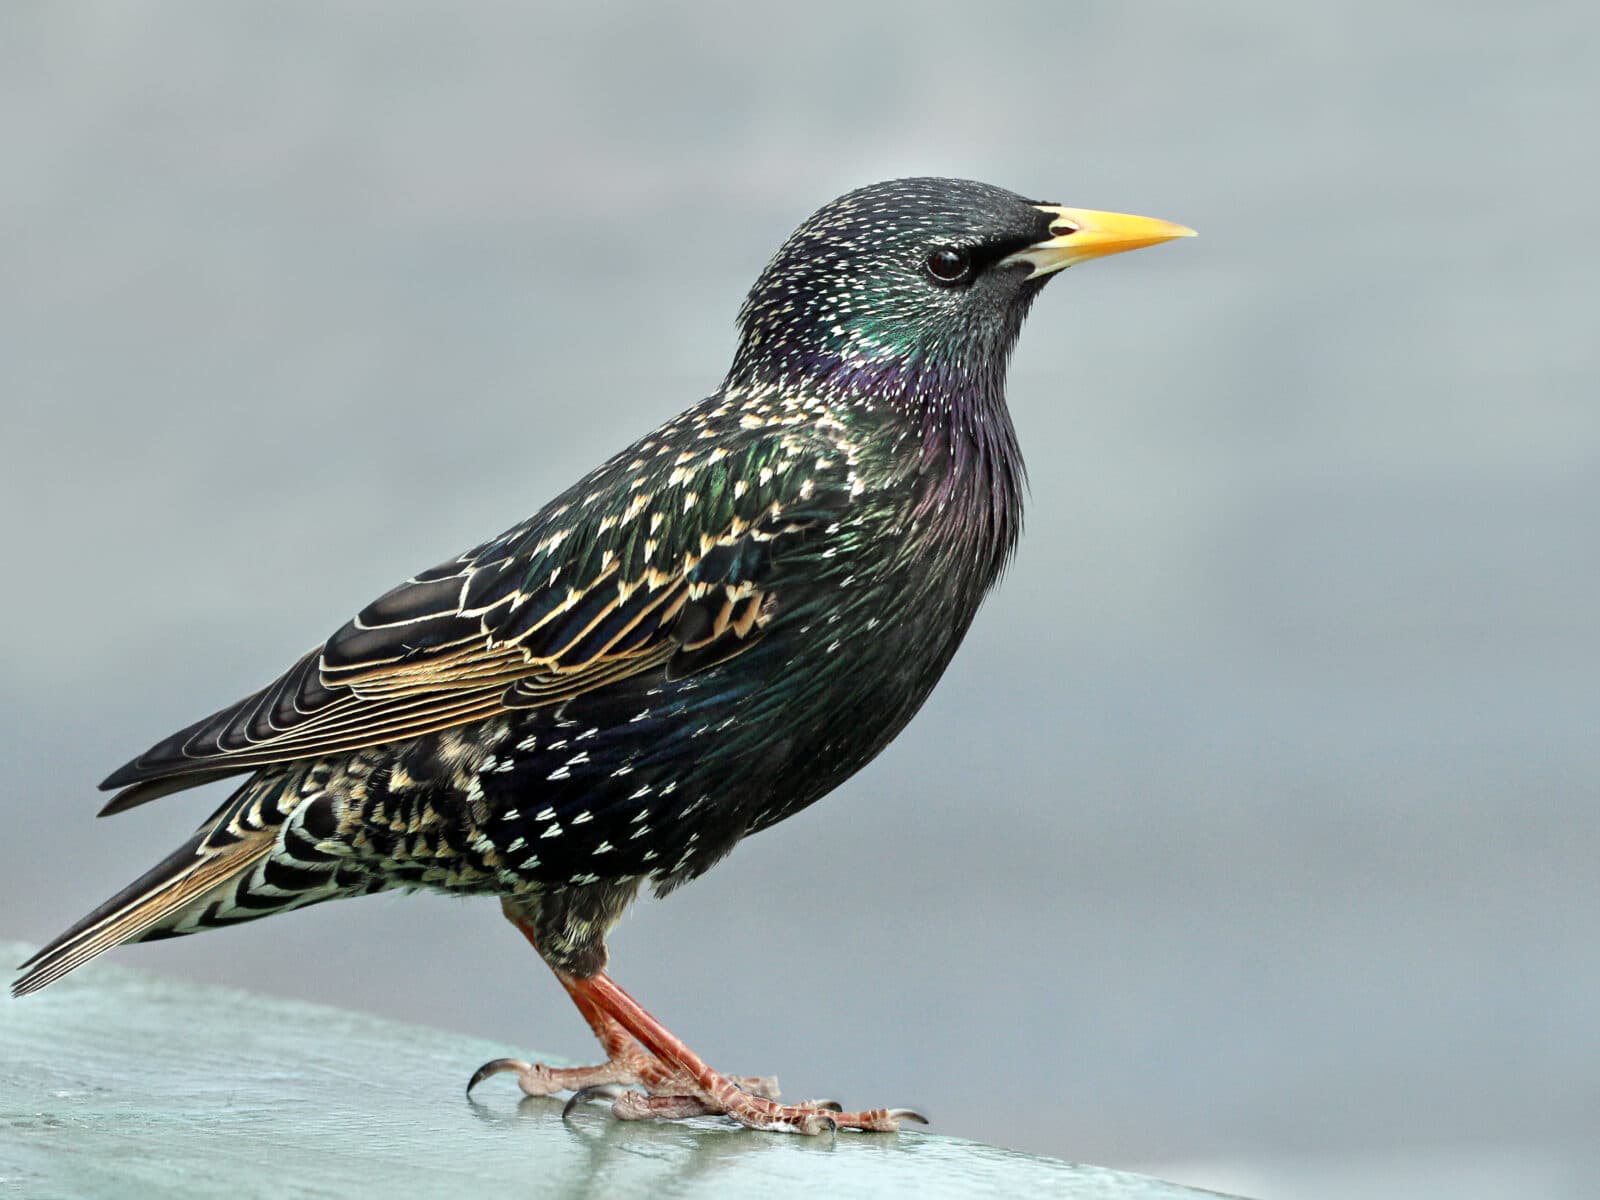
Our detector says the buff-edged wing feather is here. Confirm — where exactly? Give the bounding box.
[99,409,858,814]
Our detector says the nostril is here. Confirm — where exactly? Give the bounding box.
[1052,220,1081,236]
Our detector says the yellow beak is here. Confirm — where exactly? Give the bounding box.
[1002,205,1196,278]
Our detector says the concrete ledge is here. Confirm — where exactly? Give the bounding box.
[0,943,1242,1199]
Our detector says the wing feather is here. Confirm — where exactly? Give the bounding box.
[99,408,856,812]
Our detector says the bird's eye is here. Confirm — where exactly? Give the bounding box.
[923,246,973,285]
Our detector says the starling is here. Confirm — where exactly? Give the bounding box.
[15,178,1192,1134]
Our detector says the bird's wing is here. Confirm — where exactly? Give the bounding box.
[99,411,857,814]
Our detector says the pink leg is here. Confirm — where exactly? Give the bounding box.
[568,970,926,1135]
[467,903,777,1103]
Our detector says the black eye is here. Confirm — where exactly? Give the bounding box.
[924,246,973,285]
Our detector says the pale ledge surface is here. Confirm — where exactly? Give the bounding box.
[0,943,1241,1199]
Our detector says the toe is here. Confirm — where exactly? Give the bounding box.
[611,1091,719,1121]
[466,1057,531,1095]
[844,1106,929,1132]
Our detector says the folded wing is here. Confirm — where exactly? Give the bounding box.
[100,416,854,814]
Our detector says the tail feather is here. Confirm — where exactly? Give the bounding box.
[12,766,354,998]
[12,831,276,996]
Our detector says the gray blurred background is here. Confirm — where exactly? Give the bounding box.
[3,3,1596,1197]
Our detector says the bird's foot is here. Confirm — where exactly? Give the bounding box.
[490,905,920,1134]
[568,1075,927,1135]
[468,1046,780,1103]
[542,969,925,1135]
[468,1047,655,1098]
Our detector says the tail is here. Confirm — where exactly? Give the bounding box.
[13,771,352,997]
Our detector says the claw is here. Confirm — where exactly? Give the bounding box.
[887,1108,930,1125]
[563,1083,626,1120]
[809,1098,844,1112]
[467,1057,531,1095]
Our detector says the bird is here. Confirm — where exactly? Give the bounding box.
[14,178,1192,1134]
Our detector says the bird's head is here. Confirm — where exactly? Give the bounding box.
[725,177,1193,403]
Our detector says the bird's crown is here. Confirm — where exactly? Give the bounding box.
[726,178,1058,394]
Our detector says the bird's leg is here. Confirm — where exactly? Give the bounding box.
[466,900,777,1103]
[563,969,927,1135]
[468,979,662,1098]
[468,901,662,1097]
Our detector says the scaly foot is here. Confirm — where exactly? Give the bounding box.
[558,971,926,1135]
[570,1079,927,1134]
[467,1044,655,1098]
[466,1002,778,1101]
[468,1047,779,1102]
[487,900,915,1134]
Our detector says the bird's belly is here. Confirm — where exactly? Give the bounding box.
[344,588,969,898]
